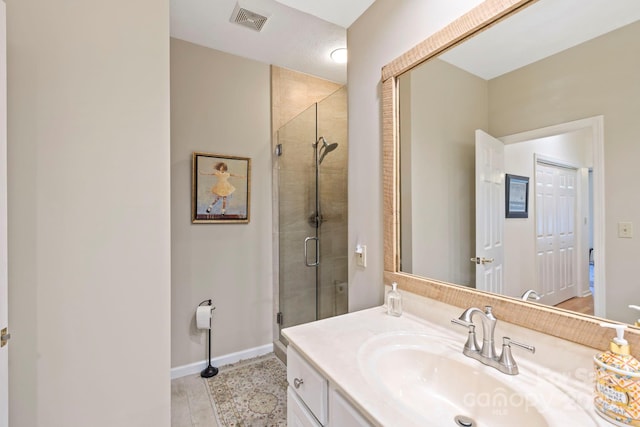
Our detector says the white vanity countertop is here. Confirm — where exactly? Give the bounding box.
[282,292,610,427]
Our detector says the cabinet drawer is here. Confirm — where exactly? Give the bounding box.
[288,387,322,427]
[287,346,328,425]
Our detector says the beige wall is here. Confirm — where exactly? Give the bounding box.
[348,0,485,311]
[490,21,640,323]
[170,39,273,368]
[400,58,488,286]
[7,0,171,426]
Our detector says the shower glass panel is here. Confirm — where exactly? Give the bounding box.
[277,87,348,342]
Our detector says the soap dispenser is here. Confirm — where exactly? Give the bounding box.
[629,305,640,327]
[594,322,640,426]
[386,282,402,317]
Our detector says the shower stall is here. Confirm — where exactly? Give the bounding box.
[275,87,348,344]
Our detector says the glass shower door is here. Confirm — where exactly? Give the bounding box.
[277,104,318,338]
[276,87,348,343]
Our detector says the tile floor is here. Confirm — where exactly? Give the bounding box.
[172,374,219,427]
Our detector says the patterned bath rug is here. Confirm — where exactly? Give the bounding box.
[207,353,287,427]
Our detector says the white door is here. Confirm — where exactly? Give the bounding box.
[0,2,7,426]
[535,162,578,306]
[474,130,505,293]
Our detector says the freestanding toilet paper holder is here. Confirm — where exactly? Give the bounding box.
[199,299,218,378]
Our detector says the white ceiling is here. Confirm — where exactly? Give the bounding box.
[272,0,376,28]
[439,0,640,80]
[170,0,375,84]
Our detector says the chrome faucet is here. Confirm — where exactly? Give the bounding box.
[521,289,541,301]
[451,306,535,375]
[454,306,498,359]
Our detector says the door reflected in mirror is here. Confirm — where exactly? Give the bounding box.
[398,0,640,324]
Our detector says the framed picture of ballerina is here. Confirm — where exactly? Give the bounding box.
[192,152,251,224]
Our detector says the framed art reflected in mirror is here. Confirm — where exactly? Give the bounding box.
[505,174,528,219]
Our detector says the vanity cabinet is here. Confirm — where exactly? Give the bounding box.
[328,385,371,426]
[287,346,372,427]
[283,303,609,426]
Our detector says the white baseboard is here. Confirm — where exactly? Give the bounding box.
[171,343,274,379]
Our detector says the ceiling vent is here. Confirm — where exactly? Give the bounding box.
[230,3,269,32]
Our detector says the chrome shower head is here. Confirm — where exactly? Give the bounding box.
[319,142,338,164]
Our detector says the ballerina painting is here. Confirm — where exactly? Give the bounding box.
[192,152,251,223]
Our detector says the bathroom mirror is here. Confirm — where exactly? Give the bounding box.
[382,0,640,349]
[395,0,640,325]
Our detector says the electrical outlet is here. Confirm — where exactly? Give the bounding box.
[356,245,367,267]
[619,222,633,238]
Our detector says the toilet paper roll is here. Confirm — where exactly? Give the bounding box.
[196,305,212,330]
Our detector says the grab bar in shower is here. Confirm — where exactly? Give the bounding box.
[304,236,319,267]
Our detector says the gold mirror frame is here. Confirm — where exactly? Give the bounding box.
[381,0,640,354]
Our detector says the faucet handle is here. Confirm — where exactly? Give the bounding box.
[451,319,481,353]
[451,318,473,328]
[498,337,535,375]
[506,337,535,354]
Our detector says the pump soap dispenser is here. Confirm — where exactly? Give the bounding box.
[594,322,640,426]
[629,305,640,327]
[386,282,402,317]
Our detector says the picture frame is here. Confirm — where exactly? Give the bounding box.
[505,174,529,219]
[192,152,251,224]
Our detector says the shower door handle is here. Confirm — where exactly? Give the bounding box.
[304,237,319,267]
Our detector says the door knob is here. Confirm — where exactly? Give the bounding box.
[470,257,494,265]
[1,327,10,348]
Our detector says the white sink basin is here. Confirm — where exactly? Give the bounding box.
[358,331,600,427]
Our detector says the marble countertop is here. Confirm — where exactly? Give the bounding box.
[282,291,609,426]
